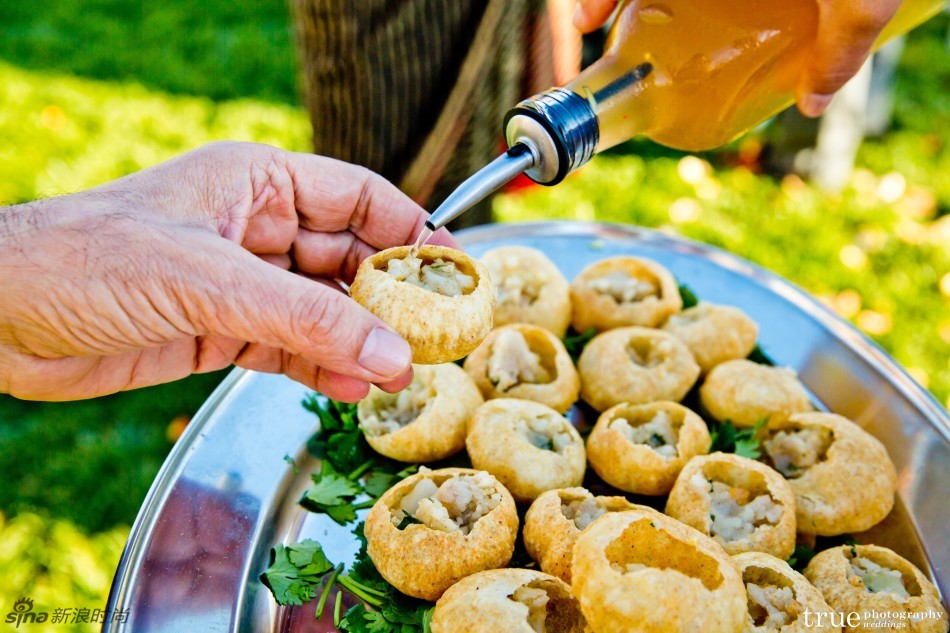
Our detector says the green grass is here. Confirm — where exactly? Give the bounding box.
[0,0,298,104]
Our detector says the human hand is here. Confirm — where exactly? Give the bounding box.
[572,0,901,118]
[0,141,457,402]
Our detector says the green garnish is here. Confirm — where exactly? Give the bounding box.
[709,418,768,459]
[747,344,776,366]
[259,540,334,606]
[787,545,816,571]
[563,327,597,362]
[678,283,699,309]
[396,513,423,530]
[649,433,666,447]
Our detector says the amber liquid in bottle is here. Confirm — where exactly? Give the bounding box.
[568,0,946,152]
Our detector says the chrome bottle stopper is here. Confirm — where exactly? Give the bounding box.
[424,88,599,232]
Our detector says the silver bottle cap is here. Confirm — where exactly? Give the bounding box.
[504,88,599,185]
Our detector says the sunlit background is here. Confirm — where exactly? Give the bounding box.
[0,1,947,630]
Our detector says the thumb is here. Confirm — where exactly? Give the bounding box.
[189,241,412,384]
[796,0,898,117]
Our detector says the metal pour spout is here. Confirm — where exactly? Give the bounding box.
[424,144,538,233]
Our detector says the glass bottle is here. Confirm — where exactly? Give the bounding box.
[425,0,946,231]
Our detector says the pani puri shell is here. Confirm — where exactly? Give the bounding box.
[761,413,896,536]
[523,487,636,584]
[466,399,586,502]
[586,401,711,495]
[350,245,495,364]
[463,323,580,413]
[732,552,838,632]
[431,568,587,633]
[365,467,518,600]
[357,363,483,462]
[700,360,812,426]
[665,453,796,560]
[578,327,700,412]
[662,303,759,374]
[480,246,572,337]
[804,545,947,633]
[572,509,747,633]
[570,256,682,332]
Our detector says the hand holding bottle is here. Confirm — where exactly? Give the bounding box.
[574,0,903,118]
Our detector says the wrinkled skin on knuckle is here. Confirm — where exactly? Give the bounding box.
[288,290,356,365]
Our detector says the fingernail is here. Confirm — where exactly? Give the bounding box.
[573,1,584,25]
[800,93,833,118]
[359,328,412,377]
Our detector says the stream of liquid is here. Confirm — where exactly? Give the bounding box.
[409,226,433,257]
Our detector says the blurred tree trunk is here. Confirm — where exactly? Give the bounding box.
[290,0,565,230]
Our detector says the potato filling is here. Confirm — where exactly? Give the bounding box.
[560,494,607,530]
[849,557,912,599]
[360,380,436,436]
[487,329,552,391]
[515,413,575,453]
[492,262,541,308]
[610,410,679,458]
[763,426,833,478]
[391,472,501,535]
[386,255,475,296]
[690,474,783,542]
[746,583,801,629]
[588,271,658,304]
[511,585,549,633]
[625,337,670,368]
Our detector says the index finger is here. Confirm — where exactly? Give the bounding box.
[281,151,460,251]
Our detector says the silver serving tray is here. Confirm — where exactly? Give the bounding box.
[104,222,949,632]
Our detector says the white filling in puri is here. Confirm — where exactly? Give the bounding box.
[746,583,801,629]
[849,557,911,599]
[588,271,658,304]
[610,410,679,458]
[492,257,541,308]
[360,381,436,436]
[386,255,475,296]
[763,427,833,478]
[515,413,575,453]
[510,585,549,633]
[560,495,607,530]
[487,329,552,391]
[690,473,783,542]
[391,472,501,535]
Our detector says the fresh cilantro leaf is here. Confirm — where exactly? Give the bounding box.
[396,514,423,530]
[353,521,368,559]
[300,462,363,525]
[305,466,362,506]
[734,419,768,459]
[381,589,432,626]
[340,604,374,633]
[326,429,370,475]
[260,540,334,606]
[678,283,699,309]
[286,539,334,575]
[747,344,776,366]
[788,544,816,571]
[709,420,739,453]
[363,465,417,499]
[305,396,372,474]
[563,327,597,362]
[710,419,766,459]
[349,556,389,594]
